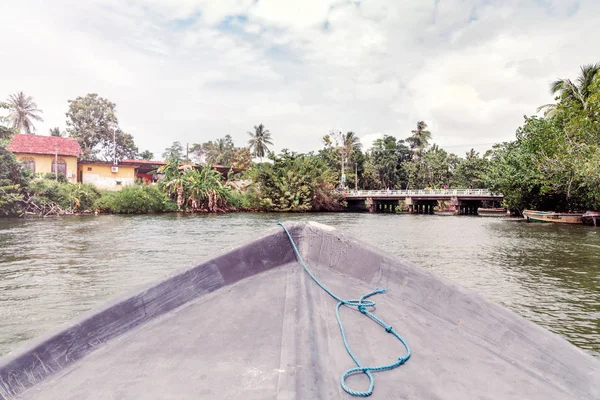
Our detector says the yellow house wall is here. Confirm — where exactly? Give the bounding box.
[78,163,136,191]
[16,153,78,184]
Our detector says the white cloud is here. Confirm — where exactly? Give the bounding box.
[1,0,599,158]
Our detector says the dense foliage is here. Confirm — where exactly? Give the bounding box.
[189,135,252,168]
[2,63,599,216]
[158,158,233,212]
[247,151,344,212]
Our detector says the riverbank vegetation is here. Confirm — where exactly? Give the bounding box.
[1,61,599,216]
[486,63,600,212]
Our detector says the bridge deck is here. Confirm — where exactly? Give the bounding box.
[343,189,503,200]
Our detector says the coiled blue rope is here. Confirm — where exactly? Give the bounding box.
[278,221,411,397]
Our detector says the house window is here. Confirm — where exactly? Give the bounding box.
[21,158,35,172]
[51,159,67,176]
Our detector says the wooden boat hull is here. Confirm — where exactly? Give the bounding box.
[582,211,600,227]
[523,210,583,224]
[1,222,598,399]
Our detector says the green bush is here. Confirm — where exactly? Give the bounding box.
[28,179,101,211]
[94,185,177,214]
[227,190,257,210]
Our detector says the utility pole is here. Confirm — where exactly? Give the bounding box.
[54,144,58,181]
[355,162,358,191]
[113,129,117,165]
[337,131,345,189]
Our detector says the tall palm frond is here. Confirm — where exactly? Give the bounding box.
[546,63,600,113]
[6,92,43,134]
[344,131,361,156]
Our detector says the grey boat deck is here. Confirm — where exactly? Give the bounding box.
[1,222,599,399]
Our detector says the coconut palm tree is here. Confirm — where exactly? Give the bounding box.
[343,131,361,159]
[247,124,273,162]
[6,92,43,134]
[407,121,431,158]
[538,63,600,116]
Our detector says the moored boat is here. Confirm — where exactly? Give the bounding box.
[478,207,507,217]
[582,211,600,227]
[523,209,583,224]
[1,222,598,399]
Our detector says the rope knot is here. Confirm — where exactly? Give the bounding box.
[278,221,411,398]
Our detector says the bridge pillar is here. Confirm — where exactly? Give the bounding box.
[365,197,375,213]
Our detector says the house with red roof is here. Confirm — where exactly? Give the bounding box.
[6,134,82,183]
[6,134,248,190]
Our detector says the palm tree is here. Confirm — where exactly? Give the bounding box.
[343,131,361,159]
[538,63,600,116]
[343,132,361,188]
[407,121,432,158]
[6,92,43,134]
[247,124,273,162]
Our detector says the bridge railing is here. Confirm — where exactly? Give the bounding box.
[342,189,502,197]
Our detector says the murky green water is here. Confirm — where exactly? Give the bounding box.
[0,213,599,357]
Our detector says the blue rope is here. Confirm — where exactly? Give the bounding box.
[278,221,411,397]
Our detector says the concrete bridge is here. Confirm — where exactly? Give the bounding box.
[343,189,504,214]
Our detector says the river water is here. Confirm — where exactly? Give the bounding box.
[0,213,599,358]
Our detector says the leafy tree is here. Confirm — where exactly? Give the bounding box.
[204,135,235,165]
[247,123,273,161]
[486,102,600,212]
[6,92,43,134]
[453,149,489,189]
[367,135,411,189]
[230,148,252,169]
[138,150,154,160]
[0,146,29,216]
[162,141,185,161]
[66,94,137,161]
[99,129,138,162]
[420,145,452,188]
[49,127,63,137]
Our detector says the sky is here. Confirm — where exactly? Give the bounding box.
[1,0,599,159]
